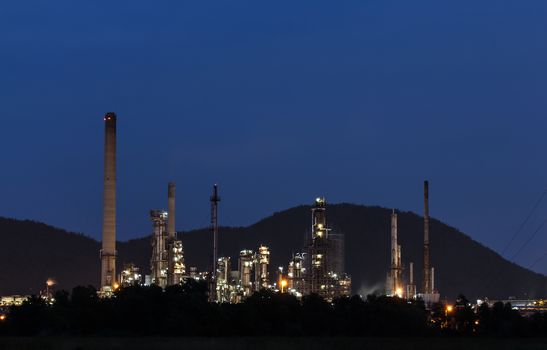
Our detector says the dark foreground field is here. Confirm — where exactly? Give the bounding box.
[1,337,547,350]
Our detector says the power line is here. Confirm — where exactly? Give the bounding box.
[478,189,547,296]
[528,251,547,270]
[509,216,547,262]
[501,189,547,256]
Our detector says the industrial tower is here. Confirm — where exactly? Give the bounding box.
[100,113,117,293]
[254,245,270,291]
[167,182,185,285]
[287,253,305,295]
[305,197,351,301]
[407,262,417,298]
[422,181,431,294]
[150,210,168,287]
[239,250,254,297]
[308,197,330,296]
[419,180,440,306]
[386,209,403,297]
[210,184,221,301]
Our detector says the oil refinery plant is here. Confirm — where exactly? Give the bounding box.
[64,113,441,305]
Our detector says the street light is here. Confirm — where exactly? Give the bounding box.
[281,279,288,293]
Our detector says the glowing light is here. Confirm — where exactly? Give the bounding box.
[396,288,403,297]
[281,280,288,288]
[446,305,453,313]
[113,283,120,290]
[0,315,5,321]
[46,279,56,287]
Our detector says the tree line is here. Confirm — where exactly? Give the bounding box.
[1,281,547,337]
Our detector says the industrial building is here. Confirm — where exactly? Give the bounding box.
[254,245,270,291]
[304,197,351,301]
[166,183,186,285]
[149,183,186,288]
[183,196,351,303]
[216,256,234,303]
[287,253,305,297]
[212,246,272,303]
[95,114,352,303]
[119,263,142,287]
[150,209,169,287]
[238,250,254,297]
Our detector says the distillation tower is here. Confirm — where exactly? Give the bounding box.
[307,197,330,296]
[287,253,305,296]
[254,245,270,291]
[216,256,232,303]
[150,210,168,287]
[239,250,254,297]
[305,197,351,300]
[167,182,185,285]
[386,210,403,297]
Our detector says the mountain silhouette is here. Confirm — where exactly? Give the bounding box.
[1,204,545,299]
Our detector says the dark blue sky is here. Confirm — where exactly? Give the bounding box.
[2,1,547,273]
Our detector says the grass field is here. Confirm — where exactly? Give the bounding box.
[1,337,547,350]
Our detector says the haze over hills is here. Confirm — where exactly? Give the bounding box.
[1,204,546,299]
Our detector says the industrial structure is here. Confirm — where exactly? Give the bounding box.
[287,253,305,296]
[210,184,221,301]
[383,182,441,302]
[254,245,270,291]
[92,112,445,305]
[100,113,117,294]
[212,245,272,303]
[418,180,440,305]
[92,116,429,305]
[386,210,403,297]
[304,197,351,301]
[239,250,255,297]
[150,209,169,287]
[148,183,186,288]
[423,181,431,294]
[167,182,185,285]
[407,262,417,299]
[216,256,233,303]
[119,263,142,287]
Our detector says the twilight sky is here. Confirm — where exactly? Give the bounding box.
[2,1,547,273]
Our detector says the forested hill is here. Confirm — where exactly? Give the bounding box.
[1,204,546,299]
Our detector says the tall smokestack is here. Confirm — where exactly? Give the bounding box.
[391,210,398,271]
[422,180,431,294]
[209,184,221,301]
[211,184,220,274]
[168,182,176,239]
[101,113,117,291]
